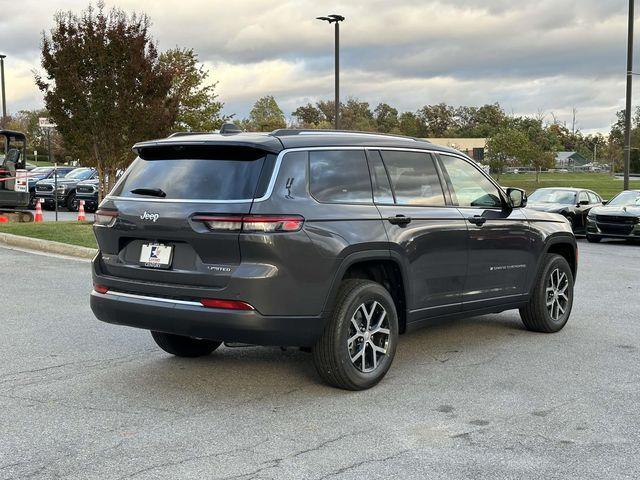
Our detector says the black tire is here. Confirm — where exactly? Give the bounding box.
[312,279,399,390]
[151,331,222,358]
[519,254,574,333]
[586,234,601,243]
[66,192,78,211]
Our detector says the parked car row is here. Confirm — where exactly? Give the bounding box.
[525,187,640,243]
[30,167,98,212]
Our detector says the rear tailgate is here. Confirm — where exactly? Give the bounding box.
[94,144,277,290]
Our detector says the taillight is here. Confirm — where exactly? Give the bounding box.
[242,215,304,232]
[95,209,118,227]
[200,298,254,310]
[94,284,109,294]
[192,214,304,233]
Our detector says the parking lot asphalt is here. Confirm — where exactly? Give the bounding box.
[0,240,638,480]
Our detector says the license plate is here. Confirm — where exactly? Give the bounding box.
[139,243,173,269]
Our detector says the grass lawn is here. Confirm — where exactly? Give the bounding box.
[495,173,640,200]
[0,221,97,249]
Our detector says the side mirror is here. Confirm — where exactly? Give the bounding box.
[506,187,527,208]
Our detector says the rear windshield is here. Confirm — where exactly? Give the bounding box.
[112,146,275,201]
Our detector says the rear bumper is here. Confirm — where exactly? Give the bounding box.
[90,290,326,347]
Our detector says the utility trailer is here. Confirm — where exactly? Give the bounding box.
[0,130,33,221]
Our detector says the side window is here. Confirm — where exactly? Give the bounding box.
[309,150,373,204]
[587,192,601,204]
[380,150,445,206]
[578,191,589,204]
[366,151,394,204]
[440,154,502,208]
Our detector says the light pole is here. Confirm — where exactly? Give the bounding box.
[316,14,345,130]
[624,0,634,190]
[0,54,7,124]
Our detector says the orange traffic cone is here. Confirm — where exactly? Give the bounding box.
[34,199,43,222]
[77,200,86,222]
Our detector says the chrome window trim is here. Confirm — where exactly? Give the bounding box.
[104,146,484,205]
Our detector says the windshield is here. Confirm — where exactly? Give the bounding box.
[65,168,94,180]
[607,191,640,206]
[528,189,576,205]
[30,167,53,178]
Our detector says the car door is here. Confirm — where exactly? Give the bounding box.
[368,149,468,319]
[437,154,534,311]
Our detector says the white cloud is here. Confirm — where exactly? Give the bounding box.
[0,0,632,132]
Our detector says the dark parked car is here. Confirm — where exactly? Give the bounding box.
[526,187,603,233]
[90,129,577,390]
[35,167,97,211]
[586,190,640,243]
[26,166,75,209]
[76,178,99,212]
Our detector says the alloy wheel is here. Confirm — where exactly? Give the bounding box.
[347,301,391,373]
[546,268,569,321]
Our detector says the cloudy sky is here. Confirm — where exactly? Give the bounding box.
[0,0,633,133]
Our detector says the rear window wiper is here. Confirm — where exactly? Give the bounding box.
[130,187,167,198]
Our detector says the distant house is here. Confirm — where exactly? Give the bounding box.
[427,138,487,162]
[555,151,589,169]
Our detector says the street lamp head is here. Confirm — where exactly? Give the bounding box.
[0,54,6,60]
[316,14,345,23]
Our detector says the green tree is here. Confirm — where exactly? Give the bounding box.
[373,103,399,133]
[160,48,228,132]
[417,103,458,137]
[247,96,286,131]
[292,103,323,127]
[486,128,530,179]
[36,3,176,197]
[397,111,425,137]
[340,99,374,131]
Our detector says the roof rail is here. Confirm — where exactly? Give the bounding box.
[167,131,209,138]
[269,128,423,142]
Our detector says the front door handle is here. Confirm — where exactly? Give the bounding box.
[388,215,412,226]
[468,215,487,226]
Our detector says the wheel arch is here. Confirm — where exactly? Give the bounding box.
[322,250,410,333]
[541,234,577,279]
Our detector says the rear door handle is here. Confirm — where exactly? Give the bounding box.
[388,215,412,226]
[468,215,487,226]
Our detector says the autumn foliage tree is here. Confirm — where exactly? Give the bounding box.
[36,3,177,198]
[160,48,229,132]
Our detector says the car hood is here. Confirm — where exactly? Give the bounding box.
[77,178,99,186]
[526,203,572,213]
[589,205,640,217]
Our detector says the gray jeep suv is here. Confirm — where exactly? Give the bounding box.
[90,129,577,390]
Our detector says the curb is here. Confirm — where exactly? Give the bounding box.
[0,232,97,259]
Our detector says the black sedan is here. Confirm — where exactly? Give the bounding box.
[586,190,640,243]
[526,187,604,233]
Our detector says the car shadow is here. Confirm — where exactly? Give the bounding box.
[95,311,533,404]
